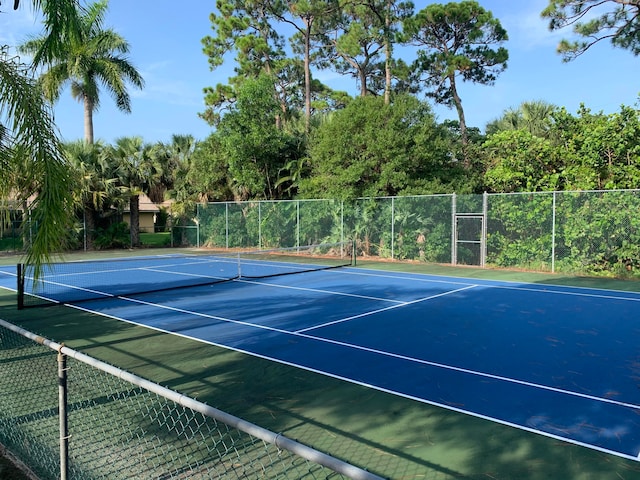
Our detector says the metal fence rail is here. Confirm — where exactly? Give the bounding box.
[196,189,640,277]
[0,318,383,480]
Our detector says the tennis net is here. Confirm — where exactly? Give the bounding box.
[17,241,354,309]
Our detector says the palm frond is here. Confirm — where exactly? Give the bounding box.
[0,54,74,275]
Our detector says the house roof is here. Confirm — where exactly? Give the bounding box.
[124,194,173,213]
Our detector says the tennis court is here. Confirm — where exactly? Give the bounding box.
[2,250,640,467]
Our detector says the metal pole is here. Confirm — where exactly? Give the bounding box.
[391,197,395,260]
[258,202,262,250]
[196,204,200,248]
[58,349,69,480]
[552,191,557,273]
[482,192,488,267]
[296,200,300,252]
[225,203,229,249]
[451,193,457,265]
[341,200,344,248]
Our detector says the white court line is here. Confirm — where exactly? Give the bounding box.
[63,298,640,462]
[22,272,408,306]
[33,257,235,279]
[60,298,640,463]
[233,278,407,303]
[67,289,640,414]
[295,285,478,333]
[335,268,640,303]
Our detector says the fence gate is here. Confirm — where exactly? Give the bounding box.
[453,213,486,266]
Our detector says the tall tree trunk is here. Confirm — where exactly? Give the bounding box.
[449,75,469,168]
[304,17,312,133]
[384,0,391,105]
[20,199,31,249]
[83,95,94,144]
[360,68,368,96]
[83,203,96,250]
[129,195,140,247]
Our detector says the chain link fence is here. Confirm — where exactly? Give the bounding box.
[5,190,638,277]
[0,211,30,253]
[195,190,640,277]
[0,319,383,480]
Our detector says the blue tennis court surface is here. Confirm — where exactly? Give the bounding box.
[2,258,640,461]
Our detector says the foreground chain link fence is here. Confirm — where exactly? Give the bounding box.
[195,189,640,277]
[0,319,383,480]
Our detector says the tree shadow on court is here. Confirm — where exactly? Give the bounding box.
[3,289,640,479]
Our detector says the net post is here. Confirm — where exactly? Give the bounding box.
[17,263,24,310]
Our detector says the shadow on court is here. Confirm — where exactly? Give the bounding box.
[2,289,640,480]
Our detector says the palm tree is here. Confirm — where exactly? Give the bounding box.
[64,140,117,250]
[149,135,197,204]
[157,135,199,244]
[1,0,93,274]
[19,0,144,144]
[6,1,81,61]
[0,45,74,272]
[108,136,158,247]
[486,100,557,138]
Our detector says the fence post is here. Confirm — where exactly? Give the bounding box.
[58,348,69,480]
[196,204,200,248]
[225,203,229,249]
[341,200,344,247]
[391,197,395,260]
[482,192,488,267]
[552,191,557,273]
[296,200,300,251]
[451,193,457,265]
[258,202,262,250]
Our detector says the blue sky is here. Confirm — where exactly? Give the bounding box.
[1,0,639,144]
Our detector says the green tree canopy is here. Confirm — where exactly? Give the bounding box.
[403,1,508,167]
[215,74,304,200]
[482,130,561,192]
[201,0,289,126]
[64,140,117,250]
[542,0,640,60]
[553,104,640,189]
[298,94,453,199]
[486,100,557,138]
[107,136,158,246]
[481,103,640,192]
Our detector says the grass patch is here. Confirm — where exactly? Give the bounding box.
[140,232,170,247]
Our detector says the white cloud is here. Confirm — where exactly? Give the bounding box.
[134,60,204,107]
[502,2,564,51]
[0,6,41,54]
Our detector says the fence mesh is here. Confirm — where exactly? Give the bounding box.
[486,192,555,271]
[0,211,28,252]
[196,190,640,277]
[5,190,639,277]
[0,320,381,480]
